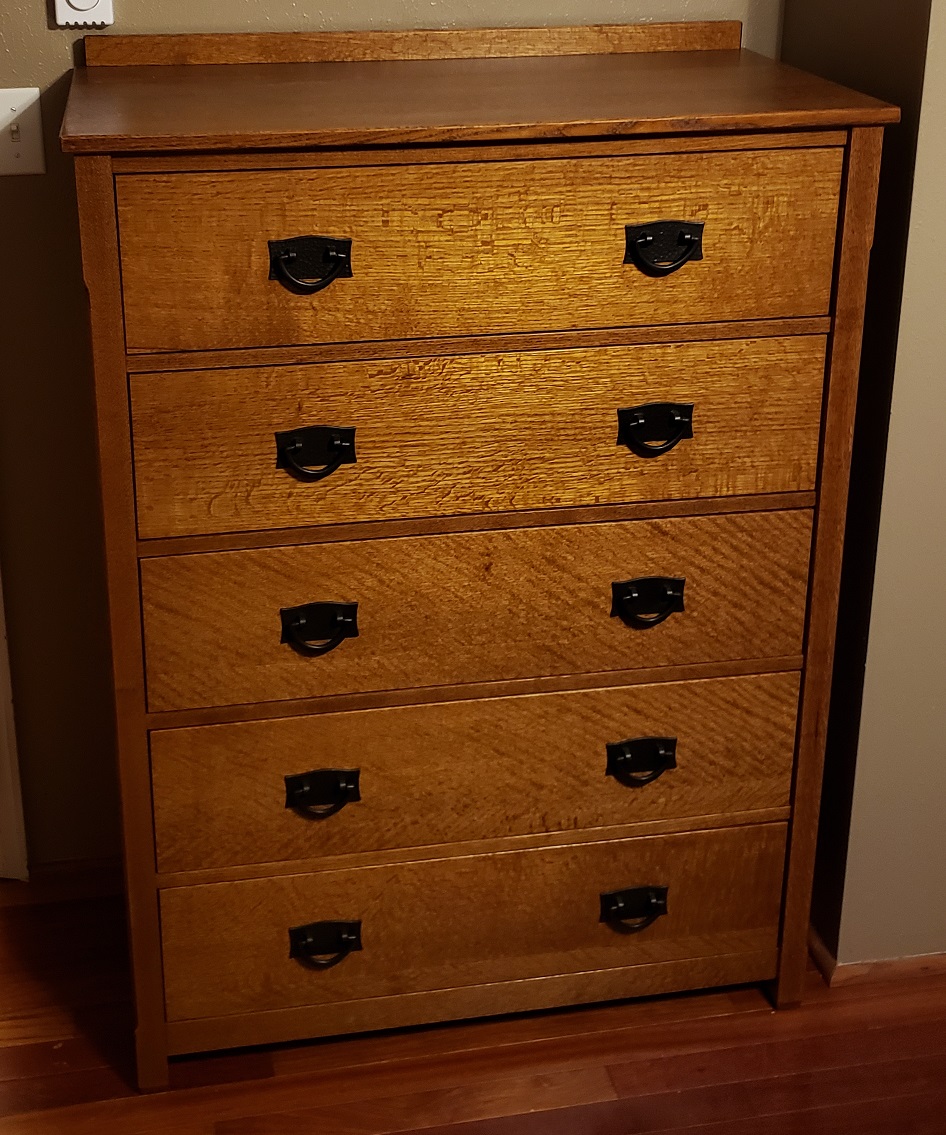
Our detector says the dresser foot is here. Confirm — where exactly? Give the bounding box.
[135,1029,170,1092]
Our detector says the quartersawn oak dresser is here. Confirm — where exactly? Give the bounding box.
[61,21,898,1088]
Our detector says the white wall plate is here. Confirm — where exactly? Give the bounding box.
[0,89,45,177]
[55,0,114,28]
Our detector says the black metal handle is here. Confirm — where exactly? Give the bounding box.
[606,737,677,787]
[275,426,356,484]
[285,768,361,818]
[617,403,694,459]
[268,235,353,296]
[611,577,685,629]
[289,920,362,969]
[280,602,359,657]
[600,886,669,934]
[624,221,704,278]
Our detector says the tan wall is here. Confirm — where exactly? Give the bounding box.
[837,0,946,964]
[0,1,782,868]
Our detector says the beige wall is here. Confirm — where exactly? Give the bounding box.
[0,1,782,868]
[781,0,934,961]
[837,0,946,964]
[782,0,944,965]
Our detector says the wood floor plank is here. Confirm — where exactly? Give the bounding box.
[0,1066,135,1120]
[8,989,946,1135]
[214,1066,617,1134]
[0,1035,121,1085]
[373,1094,942,1135]
[263,968,946,1106]
[211,1054,946,1132]
[607,1018,946,1096]
[270,987,768,1078]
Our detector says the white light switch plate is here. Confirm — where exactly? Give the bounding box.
[55,0,114,27]
[0,90,45,177]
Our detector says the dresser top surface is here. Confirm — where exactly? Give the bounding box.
[61,36,897,155]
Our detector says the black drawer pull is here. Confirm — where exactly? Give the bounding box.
[624,221,704,278]
[600,886,668,934]
[285,768,361,818]
[275,425,356,483]
[280,601,359,657]
[606,737,677,787]
[289,920,362,969]
[617,403,694,459]
[611,577,685,629]
[268,235,353,296]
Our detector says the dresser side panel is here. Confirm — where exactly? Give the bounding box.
[777,126,884,1003]
[73,155,168,1089]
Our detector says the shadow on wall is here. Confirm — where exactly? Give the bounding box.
[780,0,934,958]
[0,68,120,868]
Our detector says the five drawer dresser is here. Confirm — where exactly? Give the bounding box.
[61,21,898,1088]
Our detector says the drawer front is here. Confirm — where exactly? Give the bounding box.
[141,511,812,712]
[152,673,799,873]
[117,149,843,352]
[160,823,786,1021]
[132,337,826,540]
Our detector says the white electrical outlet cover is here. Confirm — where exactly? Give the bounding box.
[0,89,45,177]
[55,0,114,27]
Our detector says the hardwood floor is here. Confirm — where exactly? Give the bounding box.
[0,886,943,1133]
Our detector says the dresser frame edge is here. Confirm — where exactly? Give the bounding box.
[74,154,170,1091]
[72,120,887,1080]
[776,125,885,1006]
[83,22,744,68]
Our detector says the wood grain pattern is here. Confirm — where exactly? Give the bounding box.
[265,981,774,1082]
[111,133,849,177]
[167,951,778,1057]
[210,1059,945,1134]
[125,318,833,375]
[131,337,826,539]
[339,1077,943,1135]
[143,656,805,733]
[156,809,791,891]
[140,510,813,713]
[159,823,786,1023]
[776,128,885,1006]
[137,495,817,562]
[84,23,745,66]
[215,1066,620,1134]
[170,952,779,1058]
[151,671,799,872]
[72,156,170,1090]
[115,149,844,352]
[61,50,898,155]
[826,951,946,988]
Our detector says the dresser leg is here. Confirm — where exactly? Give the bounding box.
[763,973,803,1010]
[135,1025,170,1092]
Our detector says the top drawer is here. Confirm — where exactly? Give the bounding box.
[116,148,843,353]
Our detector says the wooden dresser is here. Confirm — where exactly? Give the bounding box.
[61,21,897,1088]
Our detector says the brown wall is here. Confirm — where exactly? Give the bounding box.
[0,2,782,868]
